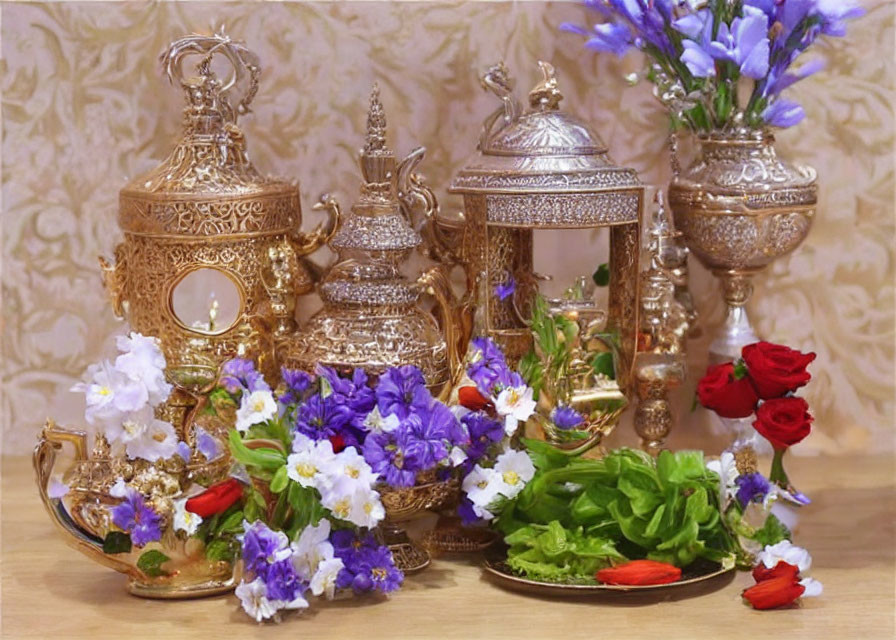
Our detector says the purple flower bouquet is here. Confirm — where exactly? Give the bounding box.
[562,0,864,131]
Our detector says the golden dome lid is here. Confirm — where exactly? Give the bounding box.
[449,61,641,196]
[118,34,299,236]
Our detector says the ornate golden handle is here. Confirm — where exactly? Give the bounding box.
[291,194,342,258]
[417,266,465,400]
[33,421,144,578]
[98,243,127,320]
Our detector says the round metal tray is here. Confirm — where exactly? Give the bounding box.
[483,547,736,597]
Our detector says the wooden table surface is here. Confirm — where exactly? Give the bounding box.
[2,454,893,640]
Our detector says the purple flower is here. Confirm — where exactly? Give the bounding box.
[494,274,517,302]
[735,472,771,509]
[762,99,806,128]
[362,430,419,488]
[333,531,402,594]
[175,440,191,463]
[195,427,220,461]
[353,546,403,594]
[401,404,460,469]
[812,0,865,37]
[294,393,354,441]
[552,405,585,430]
[462,412,504,462]
[264,558,305,602]
[376,365,432,420]
[110,489,161,548]
[278,368,313,405]
[241,521,288,577]
[220,358,269,395]
[457,496,480,525]
[706,9,770,79]
[467,337,509,396]
[562,21,633,58]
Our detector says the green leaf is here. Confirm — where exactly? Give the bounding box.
[535,521,569,559]
[137,550,170,577]
[592,263,610,287]
[733,360,748,380]
[269,466,289,494]
[753,513,792,547]
[205,539,236,563]
[657,450,706,487]
[591,351,615,379]
[228,430,286,470]
[215,509,245,535]
[102,531,132,554]
[521,438,569,471]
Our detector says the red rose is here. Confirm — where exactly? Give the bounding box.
[185,478,244,517]
[752,560,800,583]
[458,386,493,412]
[753,396,813,450]
[742,342,816,400]
[329,434,346,453]
[697,363,760,418]
[596,560,682,586]
[742,575,805,610]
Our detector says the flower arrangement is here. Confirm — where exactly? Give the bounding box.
[697,340,822,608]
[561,0,864,131]
[210,358,480,621]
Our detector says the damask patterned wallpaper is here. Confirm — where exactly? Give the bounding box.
[2,1,893,455]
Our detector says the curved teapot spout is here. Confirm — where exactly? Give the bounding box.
[417,265,466,401]
[34,422,144,578]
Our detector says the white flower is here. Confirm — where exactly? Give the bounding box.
[114,350,171,406]
[706,451,738,506]
[235,390,277,433]
[363,407,400,434]
[324,446,378,494]
[799,577,823,597]
[73,361,150,429]
[448,446,468,467]
[115,332,166,369]
[236,578,279,622]
[109,477,128,498]
[493,449,536,500]
[494,385,536,436]
[290,520,334,581]
[173,498,202,536]
[291,431,316,453]
[346,487,385,529]
[115,415,179,462]
[757,540,813,573]
[310,557,345,600]
[462,466,503,520]
[286,439,337,488]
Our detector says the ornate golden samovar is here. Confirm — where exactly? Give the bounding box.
[102,34,337,388]
[279,85,460,393]
[437,61,644,389]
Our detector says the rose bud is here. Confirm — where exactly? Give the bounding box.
[185,478,243,518]
[753,396,813,450]
[458,386,493,412]
[742,342,816,400]
[596,560,682,586]
[752,560,800,583]
[742,575,805,610]
[329,434,346,453]
[697,362,760,418]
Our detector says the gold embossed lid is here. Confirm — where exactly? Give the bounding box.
[119,34,299,237]
[449,61,641,196]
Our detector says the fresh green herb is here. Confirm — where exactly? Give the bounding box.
[137,550,170,577]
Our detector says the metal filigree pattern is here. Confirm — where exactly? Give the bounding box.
[485,191,640,227]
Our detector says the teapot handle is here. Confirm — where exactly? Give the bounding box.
[98,243,128,320]
[417,266,465,401]
[290,193,342,258]
[33,421,144,578]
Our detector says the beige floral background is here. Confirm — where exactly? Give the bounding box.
[2,1,893,456]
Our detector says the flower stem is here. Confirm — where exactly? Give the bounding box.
[769,448,790,488]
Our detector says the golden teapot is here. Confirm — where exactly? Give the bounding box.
[279,85,461,395]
